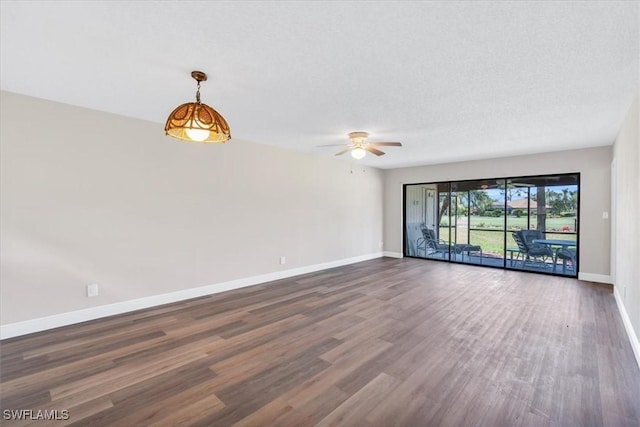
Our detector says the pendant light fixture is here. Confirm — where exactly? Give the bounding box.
[165,71,231,143]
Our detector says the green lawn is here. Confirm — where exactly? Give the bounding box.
[438,215,577,256]
[469,215,576,231]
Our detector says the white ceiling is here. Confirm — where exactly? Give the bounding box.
[1,1,638,169]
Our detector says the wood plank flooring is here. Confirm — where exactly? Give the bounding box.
[1,258,639,426]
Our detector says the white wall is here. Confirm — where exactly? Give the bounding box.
[0,92,384,326]
[383,146,612,277]
[612,93,639,347]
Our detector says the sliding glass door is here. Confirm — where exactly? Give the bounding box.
[452,179,506,267]
[403,173,579,277]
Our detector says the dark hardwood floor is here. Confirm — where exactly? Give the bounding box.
[1,258,639,426]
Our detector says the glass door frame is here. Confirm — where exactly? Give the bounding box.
[402,173,581,277]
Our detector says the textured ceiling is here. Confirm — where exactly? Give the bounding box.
[1,1,638,169]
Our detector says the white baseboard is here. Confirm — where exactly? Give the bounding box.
[578,272,612,284]
[0,252,384,340]
[383,251,403,258]
[614,286,640,369]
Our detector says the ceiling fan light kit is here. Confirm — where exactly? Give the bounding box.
[165,71,231,144]
[319,131,403,159]
[351,147,367,159]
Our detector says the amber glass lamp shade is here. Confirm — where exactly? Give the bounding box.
[165,102,231,143]
[164,71,231,143]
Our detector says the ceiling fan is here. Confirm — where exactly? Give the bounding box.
[480,179,533,190]
[500,179,534,188]
[318,131,402,159]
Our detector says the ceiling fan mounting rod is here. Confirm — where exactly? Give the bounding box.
[348,131,369,144]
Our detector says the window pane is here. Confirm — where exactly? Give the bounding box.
[452,180,505,266]
[403,174,578,277]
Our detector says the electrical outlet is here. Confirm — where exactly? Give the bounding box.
[602,211,609,219]
[87,283,99,297]
[280,256,286,265]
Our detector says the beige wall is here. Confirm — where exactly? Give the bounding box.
[0,92,384,324]
[612,93,639,342]
[0,90,629,331]
[383,146,612,276]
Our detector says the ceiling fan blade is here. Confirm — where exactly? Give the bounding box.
[365,146,385,156]
[368,142,402,147]
[335,147,352,156]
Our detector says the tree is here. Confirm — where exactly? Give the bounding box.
[536,187,546,232]
[547,188,577,215]
[547,189,563,215]
[469,190,494,215]
[438,193,449,227]
[501,186,525,202]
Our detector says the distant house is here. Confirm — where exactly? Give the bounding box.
[492,202,513,214]
[492,198,549,214]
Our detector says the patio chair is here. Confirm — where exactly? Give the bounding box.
[454,243,483,264]
[417,227,450,259]
[512,230,553,268]
[555,248,576,274]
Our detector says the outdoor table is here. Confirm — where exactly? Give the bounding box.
[532,238,576,273]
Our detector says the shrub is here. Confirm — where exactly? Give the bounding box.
[561,212,576,217]
[513,209,524,217]
[492,210,502,217]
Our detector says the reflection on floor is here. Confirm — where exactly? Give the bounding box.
[418,252,576,277]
